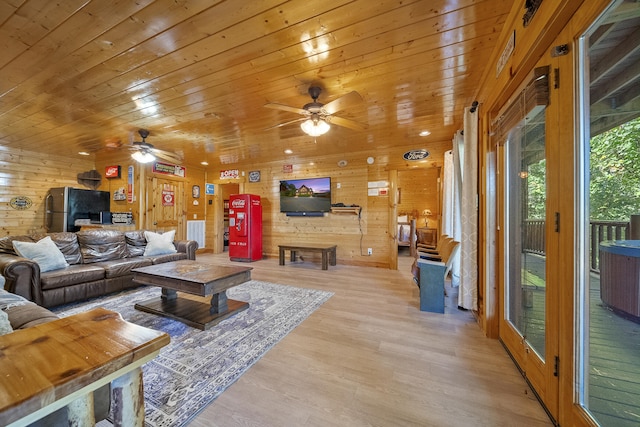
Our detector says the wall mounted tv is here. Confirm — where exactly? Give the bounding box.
[279,177,331,216]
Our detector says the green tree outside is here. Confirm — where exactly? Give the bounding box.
[589,117,640,221]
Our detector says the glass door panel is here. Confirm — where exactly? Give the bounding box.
[505,107,547,360]
[578,2,640,425]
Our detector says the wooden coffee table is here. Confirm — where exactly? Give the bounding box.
[278,244,337,270]
[132,260,252,330]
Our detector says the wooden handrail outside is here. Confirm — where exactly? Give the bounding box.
[523,219,629,273]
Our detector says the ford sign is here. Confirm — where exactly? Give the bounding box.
[403,149,430,161]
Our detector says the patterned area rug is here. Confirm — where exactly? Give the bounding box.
[54,281,333,427]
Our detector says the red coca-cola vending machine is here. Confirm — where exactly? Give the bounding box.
[228,194,262,262]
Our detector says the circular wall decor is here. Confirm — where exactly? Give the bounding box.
[248,170,261,182]
[402,149,430,161]
[10,196,32,210]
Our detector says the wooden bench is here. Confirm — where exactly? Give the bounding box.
[416,240,460,313]
[278,244,337,270]
[0,308,169,427]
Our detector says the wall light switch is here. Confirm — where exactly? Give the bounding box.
[337,182,341,189]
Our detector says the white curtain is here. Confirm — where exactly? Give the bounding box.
[442,146,461,287]
[458,107,479,310]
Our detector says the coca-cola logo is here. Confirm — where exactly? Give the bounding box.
[105,165,121,178]
[402,149,430,161]
[231,199,246,208]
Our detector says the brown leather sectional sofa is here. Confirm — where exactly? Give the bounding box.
[0,229,198,308]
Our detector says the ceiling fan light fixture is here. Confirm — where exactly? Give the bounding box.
[301,117,330,136]
[131,150,156,163]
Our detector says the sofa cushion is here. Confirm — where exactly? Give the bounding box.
[124,230,147,257]
[0,289,59,329]
[77,230,128,264]
[48,232,82,265]
[13,236,69,272]
[4,301,59,329]
[94,257,153,279]
[144,230,177,256]
[40,264,105,290]
[0,235,37,255]
[0,288,29,310]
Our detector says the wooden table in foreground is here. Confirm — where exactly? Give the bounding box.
[0,308,169,427]
[132,260,252,330]
[278,244,337,270]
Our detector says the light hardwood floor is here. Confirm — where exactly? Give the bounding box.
[184,251,552,427]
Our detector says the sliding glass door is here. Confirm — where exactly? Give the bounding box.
[498,58,559,422]
[577,1,640,425]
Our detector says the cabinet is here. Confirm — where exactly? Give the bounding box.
[417,228,437,247]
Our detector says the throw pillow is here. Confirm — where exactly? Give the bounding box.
[13,236,69,272]
[0,309,12,336]
[144,230,177,256]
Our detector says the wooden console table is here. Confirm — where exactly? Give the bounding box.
[278,244,337,270]
[0,308,169,427]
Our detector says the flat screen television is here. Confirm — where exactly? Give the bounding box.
[280,177,331,215]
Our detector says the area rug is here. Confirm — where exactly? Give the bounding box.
[53,281,333,427]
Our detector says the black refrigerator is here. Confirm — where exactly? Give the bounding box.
[45,187,110,232]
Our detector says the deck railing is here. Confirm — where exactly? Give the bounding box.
[523,219,546,255]
[589,220,630,272]
[522,219,630,273]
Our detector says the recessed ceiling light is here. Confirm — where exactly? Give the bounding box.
[78,151,90,156]
[284,149,293,154]
[200,161,209,166]
[419,130,431,137]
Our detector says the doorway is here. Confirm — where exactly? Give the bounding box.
[147,176,185,239]
[220,183,239,252]
[396,168,440,260]
[497,51,567,422]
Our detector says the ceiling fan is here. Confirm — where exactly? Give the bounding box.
[129,129,182,164]
[265,86,368,136]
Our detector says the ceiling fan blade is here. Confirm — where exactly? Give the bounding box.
[264,102,309,116]
[326,115,368,131]
[264,117,306,130]
[322,91,363,115]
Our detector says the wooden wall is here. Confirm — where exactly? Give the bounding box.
[0,147,95,236]
[2,136,449,268]
[94,150,207,242]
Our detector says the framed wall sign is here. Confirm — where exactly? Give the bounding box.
[220,169,239,179]
[9,196,32,210]
[192,185,200,198]
[105,165,121,179]
[248,171,260,182]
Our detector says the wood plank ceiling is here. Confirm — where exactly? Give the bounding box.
[0,0,513,168]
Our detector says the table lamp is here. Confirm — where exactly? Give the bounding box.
[422,209,432,227]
